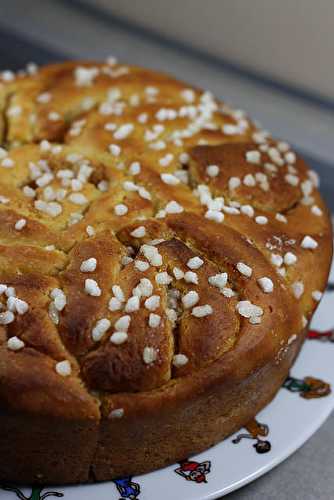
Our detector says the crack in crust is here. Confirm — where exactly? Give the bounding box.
[0,61,332,427]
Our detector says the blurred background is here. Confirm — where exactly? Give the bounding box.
[0,1,333,498]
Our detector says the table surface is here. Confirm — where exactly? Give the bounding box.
[0,1,333,498]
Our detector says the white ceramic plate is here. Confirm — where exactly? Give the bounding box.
[2,267,334,500]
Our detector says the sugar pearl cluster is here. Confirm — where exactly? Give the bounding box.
[1,285,29,351]
[0,285,29,330]
[194,183,271,226]
[20,149,106,229]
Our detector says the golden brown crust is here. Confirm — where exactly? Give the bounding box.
[0,60,331,484]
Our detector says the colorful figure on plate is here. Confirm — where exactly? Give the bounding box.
[283,375,331,398]
[174,459,211,483]
[113,476,141,499]
[1,485,63,499]
[232,418,271,454]
[307,329,334,342]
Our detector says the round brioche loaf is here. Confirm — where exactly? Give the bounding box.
[0,61,332,484]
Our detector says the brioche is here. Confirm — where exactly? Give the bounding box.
[0,61,331,484]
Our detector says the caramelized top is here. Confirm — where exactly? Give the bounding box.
[0,61,331,419]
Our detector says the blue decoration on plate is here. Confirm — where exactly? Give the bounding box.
[113,476,141,499]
